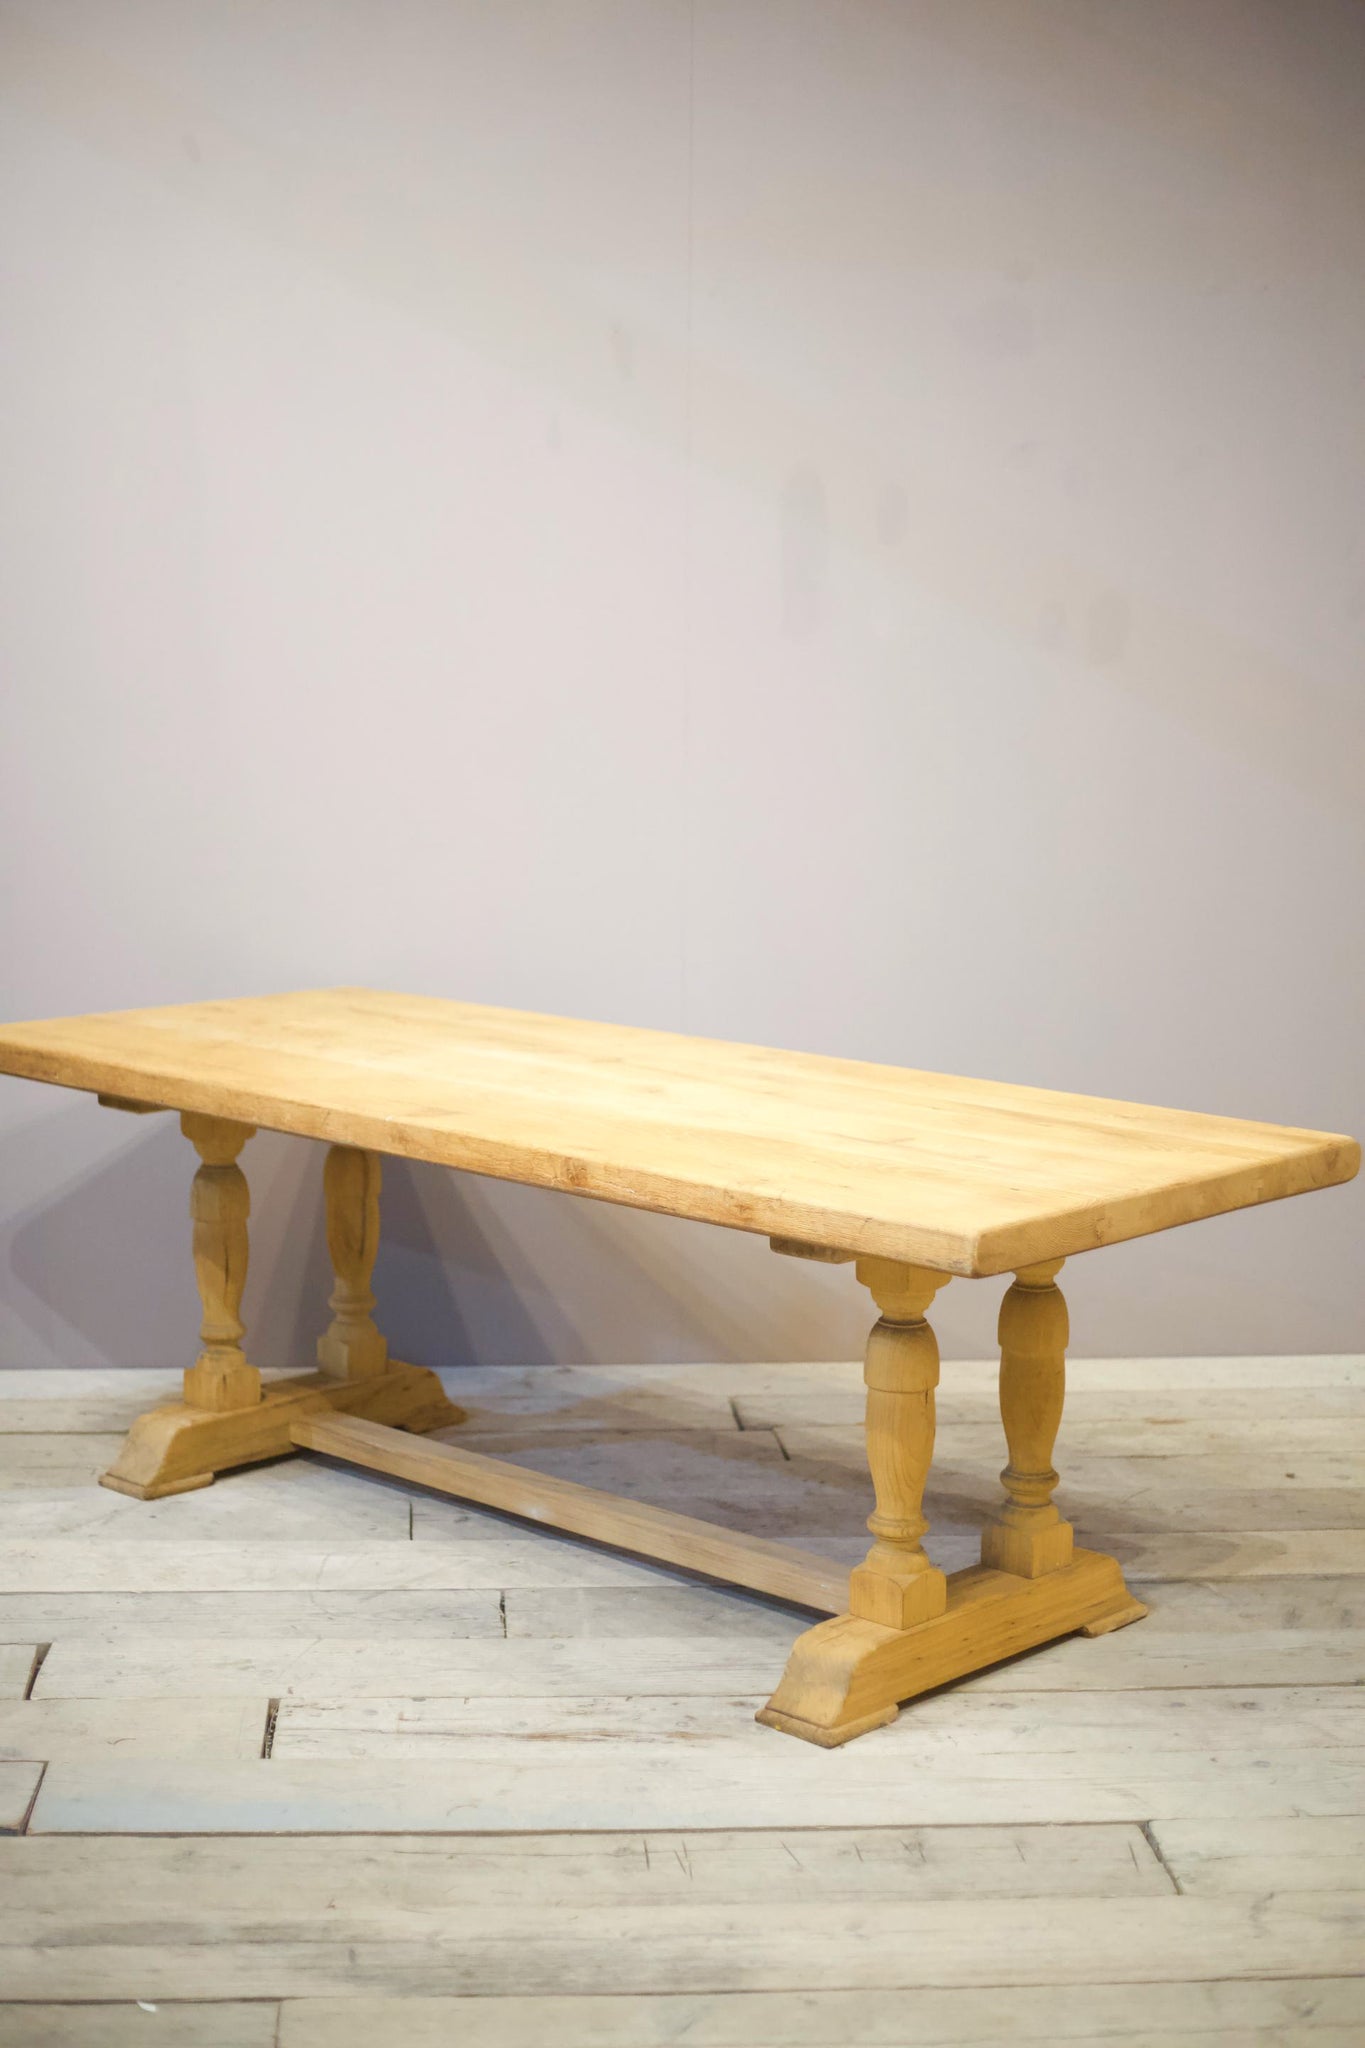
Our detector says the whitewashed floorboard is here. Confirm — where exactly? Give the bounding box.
[26,1746,1365,1832]
[2,1893,1362,1999]
[0,1699,270,1762]
[1149,1816,1365,1895]
[270,1685,1363,1757]
[8,1528,1363,1598]
[32,1637,788,1700]
[2,1353,1361,2025]
[0,1649,36,1701]
[0,1826,1171,1914]
[1112,1531,1365,1579]
[0,1590,506,1641]
[501,1585,809,1638]
[273,1982,1365,2048]
[0,1438,127,1486]
[33,1616,1365,1701]
[0,1365,315,1435]
[498,1575,1363,1639]
[937,1417,1365,1457]
[6,1530,1363,1596]
[0,1539,672,1593]
[0,1763,42,1833]
[0,1465,412,1540]
[0,2009,278,2048]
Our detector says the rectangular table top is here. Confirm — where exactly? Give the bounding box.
[0,988,1355,1276]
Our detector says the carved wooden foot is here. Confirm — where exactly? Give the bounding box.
[99,1362,463,1499]
[758,1550,1147,1746]
[100,1129,463,1499]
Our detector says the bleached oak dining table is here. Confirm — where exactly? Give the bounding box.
[0,988,1357,1745]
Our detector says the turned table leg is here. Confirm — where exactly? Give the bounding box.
[980,1257,1075,1577]
[848,1258,950,1629]
[316,1145,388,1381]
[181,1113,260,1413]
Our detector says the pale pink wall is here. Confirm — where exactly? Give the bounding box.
[1,0,1361,1366]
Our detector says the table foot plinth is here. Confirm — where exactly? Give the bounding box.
[757,1548,1146,1747]
[99,1363,464,1500]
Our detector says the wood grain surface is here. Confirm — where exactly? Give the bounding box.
[0,988,1355,1272]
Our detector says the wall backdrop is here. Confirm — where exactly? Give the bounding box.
[2,0,1362,1369]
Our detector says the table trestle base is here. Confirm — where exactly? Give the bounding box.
[99,1363,463,1500]
[756,1549,1147,1746]
[98,1115,464,1499]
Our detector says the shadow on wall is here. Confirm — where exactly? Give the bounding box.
[4,1104,331,1370]
[1,1106,877,1370]
[369,1155,874,1369]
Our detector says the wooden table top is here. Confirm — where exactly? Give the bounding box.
[0,988,1355,1276]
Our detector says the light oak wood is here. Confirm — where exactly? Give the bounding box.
[316,1145,387,1381]
[980,1259,1075,1577]
[98,1366,464,1501]
[759,1551,1146,1745]
[180,1113,259,1414]
[0,987,1354,1273]
[97,1115,463,1499]
[847,1258,949,1628]
[753,1257,1143,1740]
[291,1412,851,1614]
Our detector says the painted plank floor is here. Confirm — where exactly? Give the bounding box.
[0,1357,1361,2047]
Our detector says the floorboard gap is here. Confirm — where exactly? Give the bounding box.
[1139,1819,1182,1894]
[22,1644,50,1701]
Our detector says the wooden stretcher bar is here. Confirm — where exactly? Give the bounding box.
[291,1410,851,1613]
